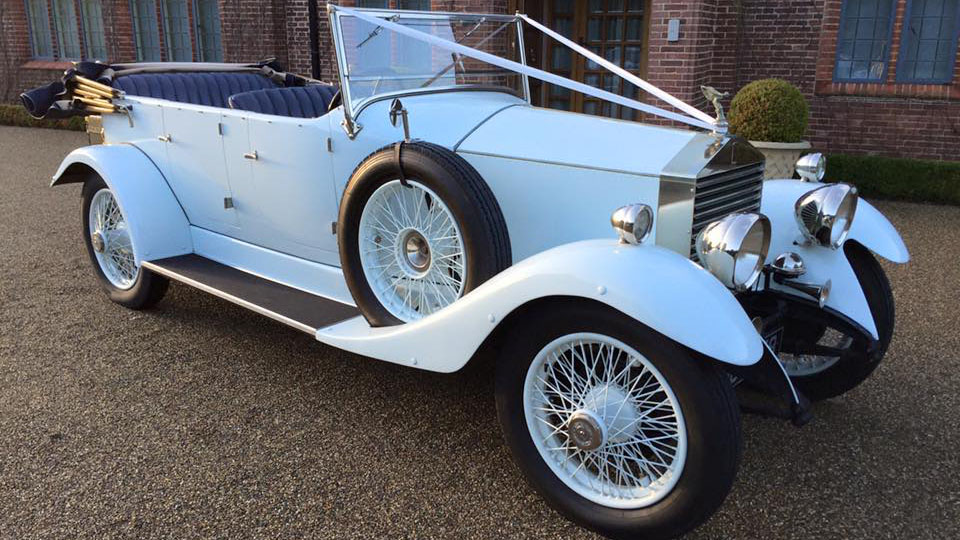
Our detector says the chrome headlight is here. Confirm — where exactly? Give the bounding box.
[796,152,826,182]
[794,183,858,248]
[611,204,653,245]
[696,213,771,291]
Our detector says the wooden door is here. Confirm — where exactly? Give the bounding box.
[541,0,650,120]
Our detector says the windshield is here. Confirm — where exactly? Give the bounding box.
[332,9,528,111]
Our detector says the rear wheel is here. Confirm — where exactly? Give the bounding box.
[496,302,741,540]
[82,175,168,309]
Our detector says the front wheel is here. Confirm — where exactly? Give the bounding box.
[778,242,895,401]
[495,301,741,540]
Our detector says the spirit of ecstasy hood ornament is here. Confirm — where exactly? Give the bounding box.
[700,85,729,131]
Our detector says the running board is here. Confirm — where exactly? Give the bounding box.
[142,254,359,335]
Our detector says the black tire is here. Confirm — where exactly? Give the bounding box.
[788,242,895,401]
[495,300,742,540]
[82,175,169,309]
[338,141,511,326]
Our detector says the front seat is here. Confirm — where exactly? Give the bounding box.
[227,84,339,118]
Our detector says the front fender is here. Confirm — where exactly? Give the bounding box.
[761,180,909,339]
[317,240,763,373]
[52,144,192,264]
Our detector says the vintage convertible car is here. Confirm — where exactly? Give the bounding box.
[22,6,909,539]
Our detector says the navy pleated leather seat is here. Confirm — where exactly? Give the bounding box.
[227,85,339,118]
[112,72,279,108]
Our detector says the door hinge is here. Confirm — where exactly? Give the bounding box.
[326,137,333,152]
[224,197,234,209]
[331,222,337,235]
[217,122,224,136]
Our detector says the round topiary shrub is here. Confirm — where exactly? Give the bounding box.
[728,79,809,143]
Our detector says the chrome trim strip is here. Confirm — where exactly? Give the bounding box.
[456,149,660,178]
[352,85,524,121]
[141,261,317,335]
[331,6,519,23]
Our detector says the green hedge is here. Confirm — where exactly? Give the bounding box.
[825,153,960,206]
[0,103,84,131]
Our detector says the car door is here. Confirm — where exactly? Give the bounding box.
[221,112,341,266]
[160,106,238,233]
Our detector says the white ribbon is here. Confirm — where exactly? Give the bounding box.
[335,6,719,131]
[518,14,718,127]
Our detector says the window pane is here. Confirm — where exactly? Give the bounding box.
[80,0,107,60]
[607,18,623,40]
[162,0,192,62]
[833,0,895,81]
[132,0,162,61]
[52,0,82,59]
[26,0,53,58]
[896,0,959,83]
[195,0,223,62]
[357,0,390,7]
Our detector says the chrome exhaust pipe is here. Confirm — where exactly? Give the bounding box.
[780,278,831,308]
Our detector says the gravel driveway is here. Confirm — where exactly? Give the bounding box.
[0,125,957,539]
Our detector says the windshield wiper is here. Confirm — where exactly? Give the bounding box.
[421,18,515,88]
[356,15,400,49]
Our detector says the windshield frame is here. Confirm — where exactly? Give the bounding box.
[329,6,530,137]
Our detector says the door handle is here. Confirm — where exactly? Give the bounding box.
[243,151,258,160]
[157,134,172,143]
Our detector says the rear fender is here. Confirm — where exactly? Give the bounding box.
[317,240,763,373]
[52,144,191,264]
[760,180,909,339]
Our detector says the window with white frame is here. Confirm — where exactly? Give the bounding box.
[131,0,163,61]
[194,0,223,62]
[52,0,82,59]
[80,0,108,60]
[25,0,53,59]
[162,0,193,61]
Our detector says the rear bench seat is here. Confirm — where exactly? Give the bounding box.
[227,85,339,118]
[112,72,279,109]
[112,72,338,119]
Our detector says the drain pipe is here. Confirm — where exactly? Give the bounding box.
[308,0,321,79]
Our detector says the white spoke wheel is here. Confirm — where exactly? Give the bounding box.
[338,142,511,327]
[524,333,686,509]
[88,188,138,289]
[81,175,169,309]
[358,180,466,322]
[495,303,742,539]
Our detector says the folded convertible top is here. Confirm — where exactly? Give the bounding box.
[19,59,315,120]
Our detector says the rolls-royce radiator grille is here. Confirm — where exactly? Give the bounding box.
[690,162,765,257]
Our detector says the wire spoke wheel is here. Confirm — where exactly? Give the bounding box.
[88,188,138,290]
[779,326,853,376]
[523,333,687,509]
[357,179,466,322]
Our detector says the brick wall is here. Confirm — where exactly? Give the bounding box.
[732,0,959,161]
[4,0,956,160]
[220,0,289,68]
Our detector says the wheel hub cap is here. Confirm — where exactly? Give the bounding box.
[568,410,606,451]
[401,230,431,273]
[91,232,105,253]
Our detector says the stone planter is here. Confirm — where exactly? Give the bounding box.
[749,140,811,179]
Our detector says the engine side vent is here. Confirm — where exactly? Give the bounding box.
[690,162,765,258]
